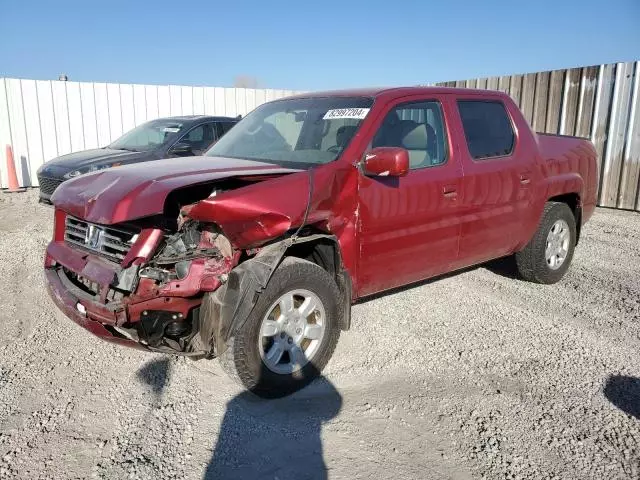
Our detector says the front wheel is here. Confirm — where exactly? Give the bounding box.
[515,201,577,284]
[219,257,341,398]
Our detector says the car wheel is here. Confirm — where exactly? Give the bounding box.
[516,201,577,284]
[219,256,341,398]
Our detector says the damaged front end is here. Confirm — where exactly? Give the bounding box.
[45,214,242,357]
[45,210,339,359]
[47,212,348,361]
[117,220,243,356]
[45,159,357,360]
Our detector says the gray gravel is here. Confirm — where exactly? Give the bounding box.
[0,189,639,479]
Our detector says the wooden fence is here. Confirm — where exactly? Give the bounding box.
[438,61,640,211]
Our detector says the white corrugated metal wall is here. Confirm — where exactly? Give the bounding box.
[0,78,301,188]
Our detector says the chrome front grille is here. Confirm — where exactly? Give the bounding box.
[64,216,138,262]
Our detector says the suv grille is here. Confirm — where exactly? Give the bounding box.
[64,216,138,262]
[38,175,63,196]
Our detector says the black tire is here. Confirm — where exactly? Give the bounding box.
[219,257,341,398]
[515,201,577,284]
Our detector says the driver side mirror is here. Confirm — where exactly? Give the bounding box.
[169,142,193,156]
[361,147,409,177]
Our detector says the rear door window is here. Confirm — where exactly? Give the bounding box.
[179,123,216,154]
[215,121,236,139]
[222,122,236,134]
[457,101,515,160]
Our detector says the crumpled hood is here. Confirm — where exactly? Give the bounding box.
[51,156,300,224]
[39,148,150,173]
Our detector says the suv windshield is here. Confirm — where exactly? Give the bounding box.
[109,119,185,152]
[206,96,374,166]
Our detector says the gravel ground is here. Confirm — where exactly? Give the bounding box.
[0,189,639,480]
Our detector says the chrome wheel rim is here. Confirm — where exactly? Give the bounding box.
[258,289,326,374]
[545,219,570,270]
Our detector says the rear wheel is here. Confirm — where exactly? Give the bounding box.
[516,201,577,284]
[219,257,341,398]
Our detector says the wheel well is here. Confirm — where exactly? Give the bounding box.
[283,237,352,330]
[548,193,582,243]
[285,238,341,277]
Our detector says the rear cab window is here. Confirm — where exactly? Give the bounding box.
[457,100,515,160]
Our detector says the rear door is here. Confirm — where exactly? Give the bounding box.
[451,98,536,268]
[357,96,464,296]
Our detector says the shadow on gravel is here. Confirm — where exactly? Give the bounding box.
[136,357,172,401]
[604,375,640,420]
[483,256,520,280]
[205,375,342,480]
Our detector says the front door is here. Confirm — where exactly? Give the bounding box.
[357,98,464,297]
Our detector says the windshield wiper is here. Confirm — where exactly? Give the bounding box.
[115,147,139,152]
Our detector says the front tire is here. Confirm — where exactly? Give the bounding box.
[219,257,341,398]
[515,201,577,284]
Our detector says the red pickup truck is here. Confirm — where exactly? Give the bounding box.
[45,87,597,397]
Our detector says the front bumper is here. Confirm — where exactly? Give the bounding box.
[39,193,53,205]
[44,238,212,355]
[45,266,145,351]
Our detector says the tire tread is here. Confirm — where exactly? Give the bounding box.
[515,201,576,284]
[219,257,341,397]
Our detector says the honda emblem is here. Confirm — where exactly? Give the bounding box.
[85,225,103,249]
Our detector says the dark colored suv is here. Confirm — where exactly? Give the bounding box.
[36,115,238,203]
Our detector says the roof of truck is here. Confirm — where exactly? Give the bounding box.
[286,86,507,100]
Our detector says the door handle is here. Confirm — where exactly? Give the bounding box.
[442,185,458,199]
[520,174,531,185]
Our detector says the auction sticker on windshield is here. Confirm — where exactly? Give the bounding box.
[323,108,370,120]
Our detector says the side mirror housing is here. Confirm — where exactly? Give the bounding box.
[362,147,409,177]
[169,142,193,156]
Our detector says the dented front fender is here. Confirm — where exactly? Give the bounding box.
[194,234,344,357]
[186,165,356,249]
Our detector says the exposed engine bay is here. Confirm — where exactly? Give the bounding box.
[52,217,241,357]
[111,220,241,357]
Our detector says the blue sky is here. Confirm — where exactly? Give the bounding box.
[0,0,638,90]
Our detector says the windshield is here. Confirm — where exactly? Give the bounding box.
[109,119,185,152]
[206,96,374,166]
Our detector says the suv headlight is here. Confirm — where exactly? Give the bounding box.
[64,169,83,179]
[63,163,118,179]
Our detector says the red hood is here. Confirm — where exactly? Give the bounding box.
[51,156,299,224]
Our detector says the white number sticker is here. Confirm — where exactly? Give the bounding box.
[323,108,370,120]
